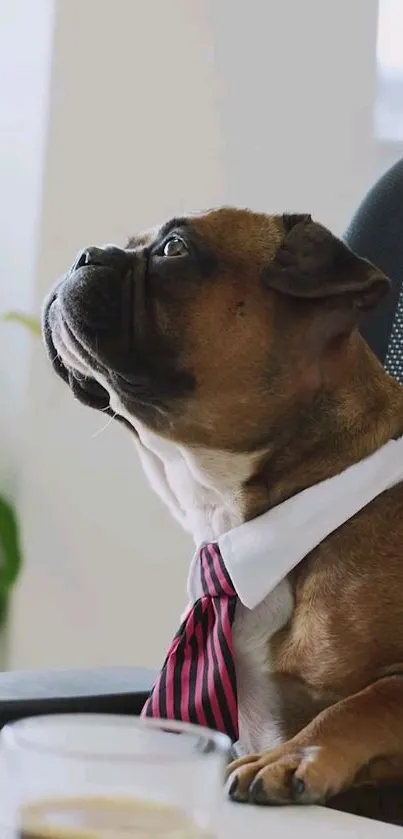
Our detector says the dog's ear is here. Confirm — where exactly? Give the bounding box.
[264,215,390,312]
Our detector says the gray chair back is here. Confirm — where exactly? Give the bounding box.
[344,158,403,383]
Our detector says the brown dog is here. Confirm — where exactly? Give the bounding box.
[42,209,403,815]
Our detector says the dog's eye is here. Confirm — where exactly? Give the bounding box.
[162,236,188,258]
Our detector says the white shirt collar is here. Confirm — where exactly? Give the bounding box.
[187,436,403,610]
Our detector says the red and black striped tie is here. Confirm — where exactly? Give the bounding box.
[141,543,239,742]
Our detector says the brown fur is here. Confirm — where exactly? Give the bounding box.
[43,207,403,818]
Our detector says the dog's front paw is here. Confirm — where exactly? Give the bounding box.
[226,742,352,806]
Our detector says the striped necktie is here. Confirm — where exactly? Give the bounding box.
[142,543,239,742]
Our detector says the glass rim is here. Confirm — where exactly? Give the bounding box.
[1,713,231,763]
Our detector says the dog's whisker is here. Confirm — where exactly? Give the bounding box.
[92,412,117,438]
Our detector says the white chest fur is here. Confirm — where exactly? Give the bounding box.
[117,411,259,544]
[233,579,294,753]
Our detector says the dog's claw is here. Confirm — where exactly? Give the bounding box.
[228,775,239,799]
[292,775,306,800]
[249,777,267,805]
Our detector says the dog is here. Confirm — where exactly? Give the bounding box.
[42,209,403,814]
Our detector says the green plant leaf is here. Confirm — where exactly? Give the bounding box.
[0,595,9,629]
[0,324,27,629]
[1,311,41,337]
[0,497,22,596]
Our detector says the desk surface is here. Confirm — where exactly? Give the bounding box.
[218,800,402,837]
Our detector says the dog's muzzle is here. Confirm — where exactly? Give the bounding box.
[42,244,142,411]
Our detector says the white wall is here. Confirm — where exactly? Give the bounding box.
[9,0,379,670]
[211,0,380,234]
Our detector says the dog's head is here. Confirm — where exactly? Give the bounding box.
[43,209,389,452]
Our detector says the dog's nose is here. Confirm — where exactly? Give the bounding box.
[73,246,129,272]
